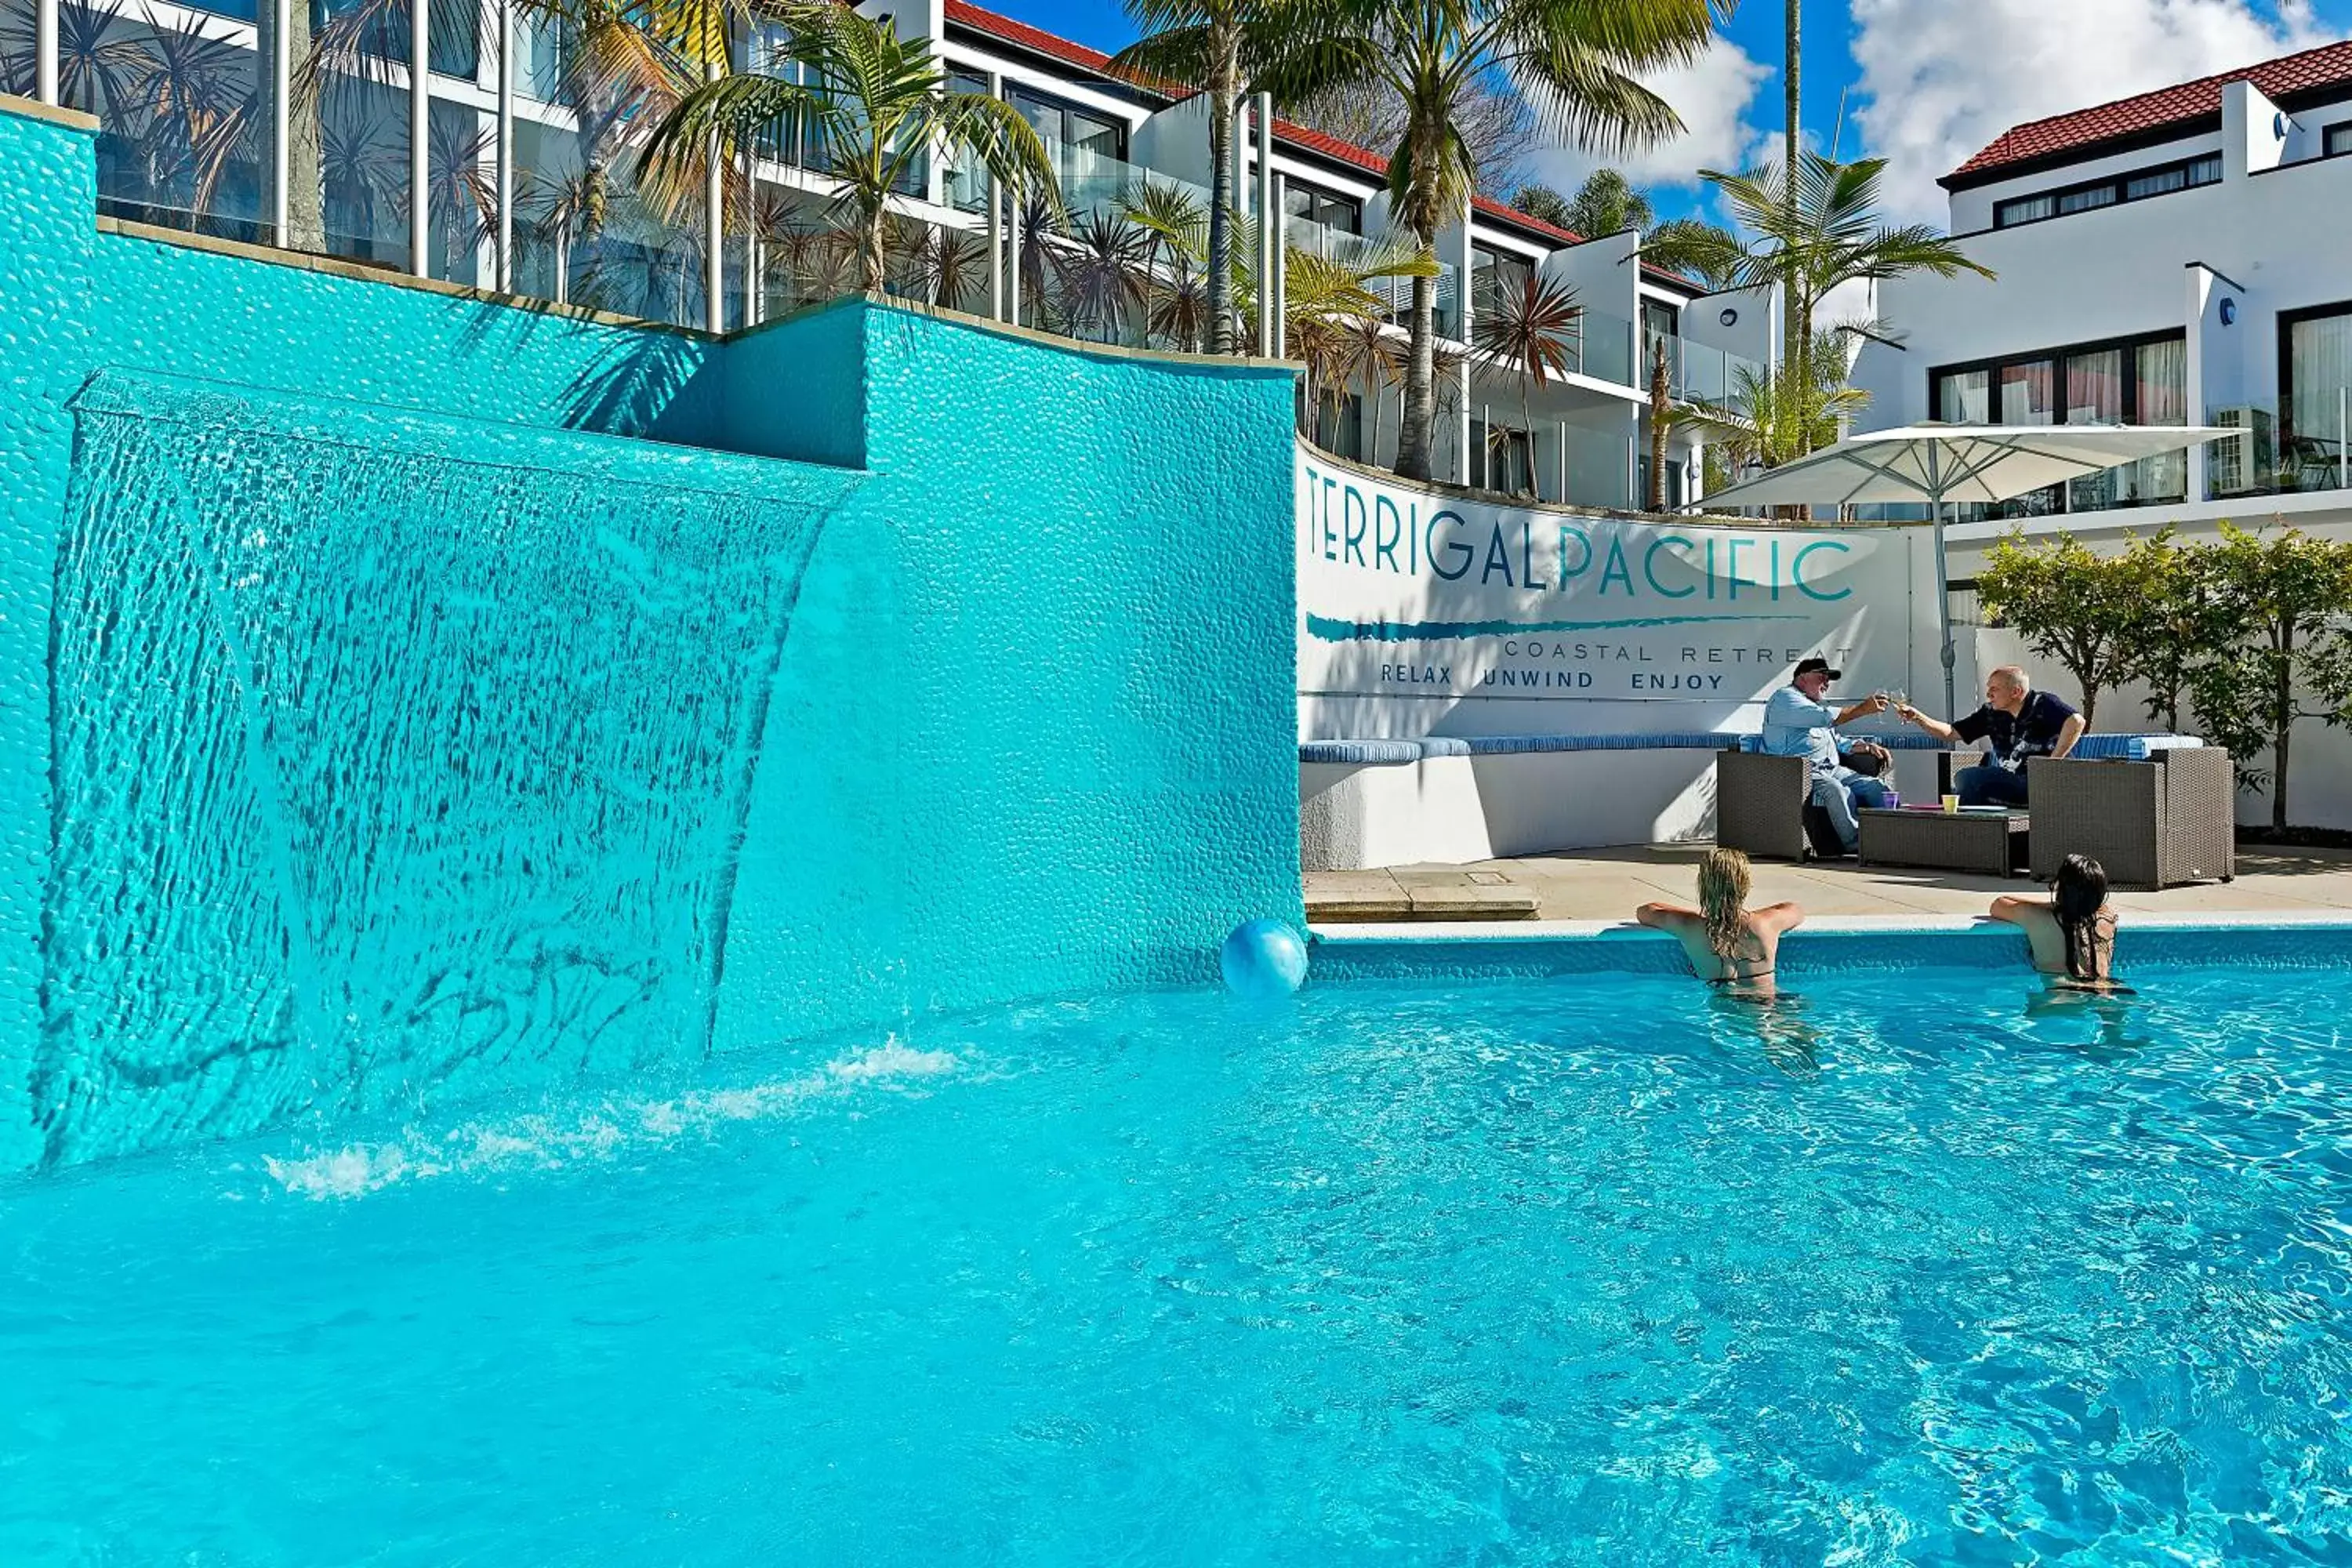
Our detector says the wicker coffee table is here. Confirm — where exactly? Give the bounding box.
[1857,808,2031,877]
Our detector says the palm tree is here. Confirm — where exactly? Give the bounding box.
[1106,0,1319,356]
[1559,168,1654,237]
[1675,328,1868,478]
[638,3,1056,294]
[1285,0,1725,482]
[1340,310,1401,463]
[1470,270,1579,486]
[1655,154,1992,457]
[1642,215,1740,289]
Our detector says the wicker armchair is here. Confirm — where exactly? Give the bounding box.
[1715,749,1847,861]
[2024,748,2236,890]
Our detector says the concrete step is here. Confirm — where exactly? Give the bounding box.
[1306,868,1540,923]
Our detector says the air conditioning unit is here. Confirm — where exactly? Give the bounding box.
[2207,405,2273,495]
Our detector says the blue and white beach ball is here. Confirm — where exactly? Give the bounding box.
[1221,918,1309,997]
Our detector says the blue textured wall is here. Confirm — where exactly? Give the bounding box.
[0,102,96,1172]
[90,220,721,442]
[717,305,1301,1044]
[0,95,1301,1169]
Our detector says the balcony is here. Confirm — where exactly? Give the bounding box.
[1285,213,1459,339]
[2207,393,2352,501]
[944,140,1211,229]
[1642,331,1764,411]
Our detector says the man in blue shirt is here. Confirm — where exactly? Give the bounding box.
[1895,666,2084,806]
[1760,656,1894,853]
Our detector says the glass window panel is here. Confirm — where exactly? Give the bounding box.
[2066,347,2125,509]
[2188,154,2223,183]
[1998,359,2056,424]
[1067,111,1123,163]
[1994,194,2053,227]
[2136,339,2187,424]
[2056,183,2116,214]
[2328,125,2352,158]
[2286,310,2352,490]
[2125,166,2186,200]
[1938,368,1991,423]
[2066,348,2124,423]
[86,4,267,244]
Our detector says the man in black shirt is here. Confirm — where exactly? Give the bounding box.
[1894,666,2085,806]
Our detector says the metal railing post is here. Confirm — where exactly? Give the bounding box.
[35,0,56,104]
[986,71,1004,322]
[409,0,430,278]
[495,0,514,291]
[270,0,290,242]
[705,56,724,332]
[1254,91,1274,356]
[742,141,760,325]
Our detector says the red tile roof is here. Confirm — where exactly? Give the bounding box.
[942,0,1117,74]
[1946,37,2352,187]
[942,0,1705,290]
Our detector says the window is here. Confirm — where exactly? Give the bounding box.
[1472,245,1534,321]
[1473,417,1534,495]
[1284,183,1363,236]
[1937,368,1991,423]
[1931,330,2188,514]
[2281,303,2352,492]
[1314,394,1365,462]
[2327,123,2352,157]
[1010,88,1128,168]
[1991,153,2220,228]
[1993,193,2055,227]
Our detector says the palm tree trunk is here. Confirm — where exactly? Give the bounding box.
[1648,339,1670,510]
[1783,0,1801,393]
[1396,270,1436,479]
[1204,42,1238,356]
[2274,625,2294,830]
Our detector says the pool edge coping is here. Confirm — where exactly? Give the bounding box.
[1312,910,2352,945]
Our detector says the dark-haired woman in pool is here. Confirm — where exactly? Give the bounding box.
[1991,854,2129,993]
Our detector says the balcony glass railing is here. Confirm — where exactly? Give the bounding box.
[2206,393,2352,500]
[1285,213,1458,339]
[946,141,1212,227]
[1642,332,1763,408]
[1572,308,1635,387]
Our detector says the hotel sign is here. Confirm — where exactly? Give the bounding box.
[1297,448,1922,712]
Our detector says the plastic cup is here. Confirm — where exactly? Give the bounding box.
[1882,791,1901,809]
[1940,793,1960,814]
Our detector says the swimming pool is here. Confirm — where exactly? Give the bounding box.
[5,960,2350,1563]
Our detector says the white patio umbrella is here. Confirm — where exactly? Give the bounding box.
[1692,422,2239,715]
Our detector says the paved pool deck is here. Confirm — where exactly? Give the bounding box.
[1307,843,2352,927]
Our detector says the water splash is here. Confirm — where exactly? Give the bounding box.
[260,1040,960,1200]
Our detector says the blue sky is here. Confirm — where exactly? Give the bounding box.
[993,0,2352,225]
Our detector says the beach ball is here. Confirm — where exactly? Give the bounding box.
[1221,918,1308,997]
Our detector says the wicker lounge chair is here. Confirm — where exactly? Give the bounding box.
[2024,748,2236,890]
[1714,749,1849,862]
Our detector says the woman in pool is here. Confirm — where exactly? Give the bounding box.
[1991,853,2123,989]
[1636,848,1804,996]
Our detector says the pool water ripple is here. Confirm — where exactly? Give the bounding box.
[5,966,2352,1563]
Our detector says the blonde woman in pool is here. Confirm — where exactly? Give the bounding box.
[1636,848,1805,998]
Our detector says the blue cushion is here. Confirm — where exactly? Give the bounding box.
[1417,737,1473,758]
[1298,739,1421,766]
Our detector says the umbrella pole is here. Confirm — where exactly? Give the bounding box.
[1933,498,1956,717]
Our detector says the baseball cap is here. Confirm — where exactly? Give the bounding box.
[1794,656,1842,681]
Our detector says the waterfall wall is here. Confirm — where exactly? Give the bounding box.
[0,95,1301,1171]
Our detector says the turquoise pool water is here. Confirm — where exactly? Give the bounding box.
[5,962,2350,1563]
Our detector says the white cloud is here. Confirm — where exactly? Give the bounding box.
[1523,38,1775,200]
[1851,0,2347,223]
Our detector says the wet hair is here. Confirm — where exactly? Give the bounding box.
[2053,854,2111,982]
[1697,848,1753,960]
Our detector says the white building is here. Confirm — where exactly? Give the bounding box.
[3,0,1769,512]
[1853,38,2352,539]
[1850,40,2352,825]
